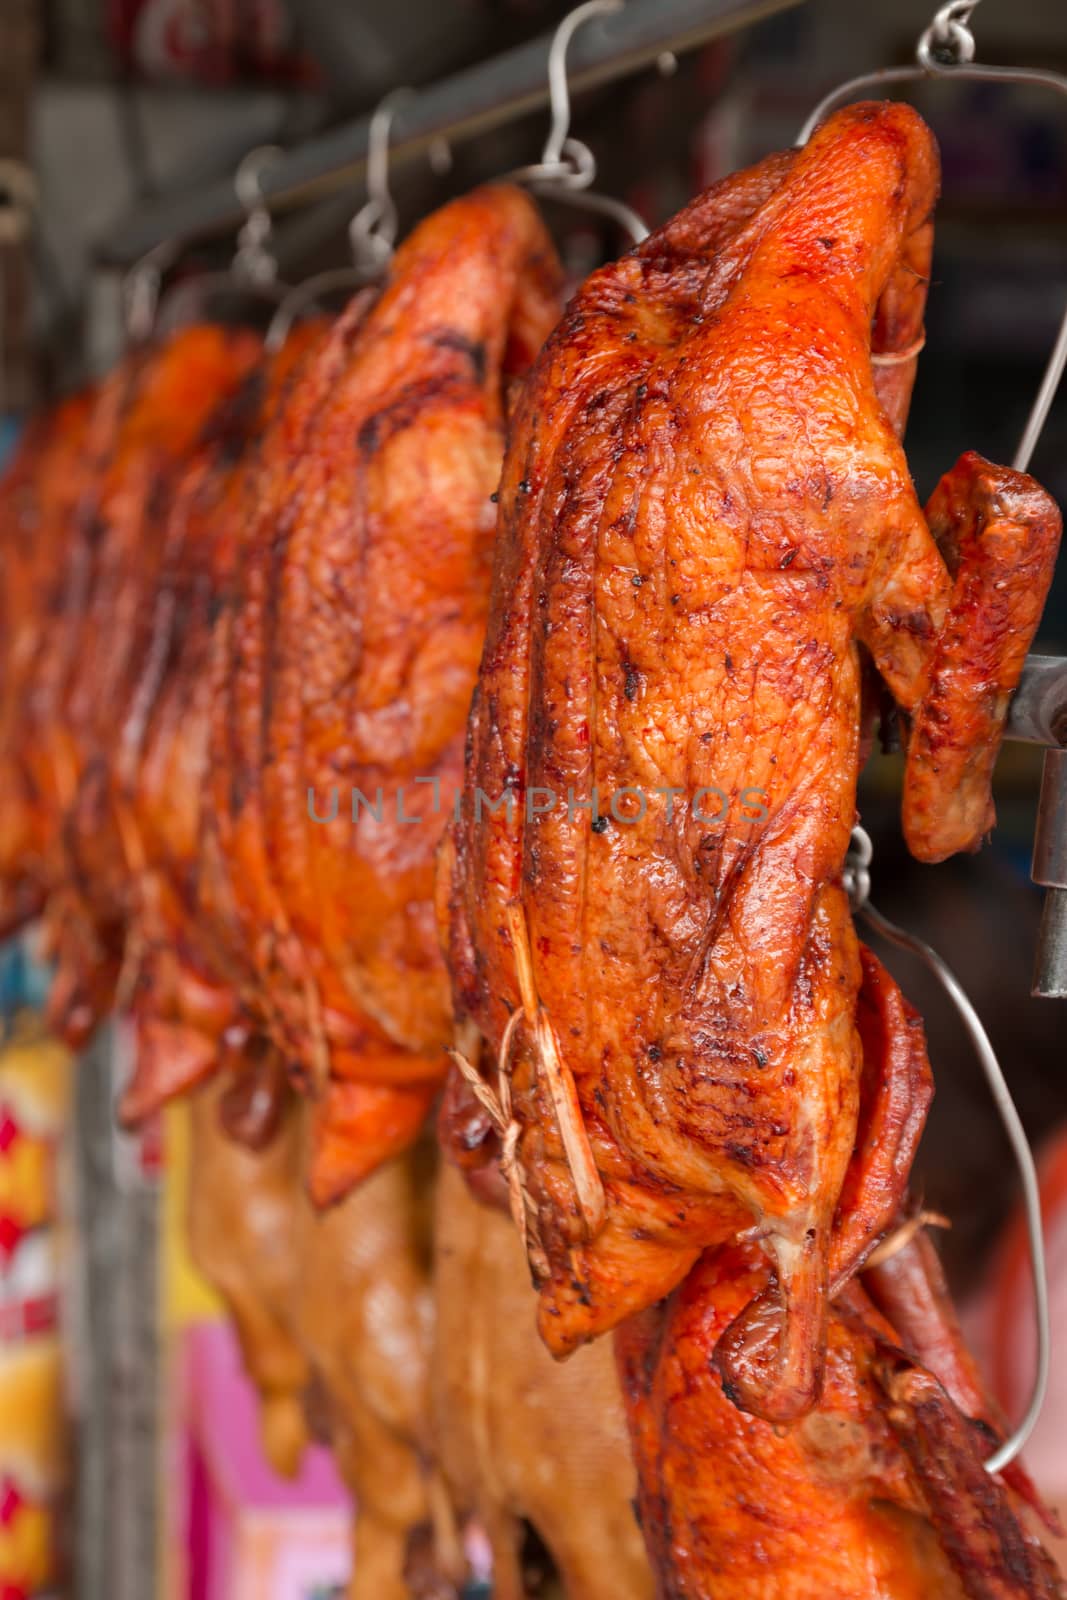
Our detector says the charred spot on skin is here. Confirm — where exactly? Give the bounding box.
[647,1042,662,1062]
[752,1045,768,1069]
[428,329,488,385]
[887,608,935,638]
[670,594,680,605]
[489,491,499,503]
[624,663,641,701]
[720,1373,744,1407]
[590,814,609,834]
[518,478,532,494]
[287,1061,311,1091]
[724,653,734,673]
[632,573,645,587]
[779,548,798,569]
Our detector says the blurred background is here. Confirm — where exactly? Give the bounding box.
[1,0,1066,1594]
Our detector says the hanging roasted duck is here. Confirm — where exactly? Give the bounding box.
[186,1065,433,1600]
[24,327,260,1047]
[112,326,322,1122]
[0,389,95,936]
[441,95,1061,1436]
[618,1229,1062,1600]
[426,1155,653,1600]
[203,184,564,1200]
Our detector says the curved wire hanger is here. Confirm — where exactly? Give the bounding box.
[812,2,1056,1474]
[506,0,649,245]
[265,87,413,351]
[798,0,1067,475]
[804,0,1061,1475]
[844,826,1050,1477]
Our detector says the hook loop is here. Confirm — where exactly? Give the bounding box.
[843,825,873,911]
[542,0,622,167]
[506,0,648,245]
[918,1,982,69]
[349,87,413,269]
[123,237,182,344]
[233,144,283,285]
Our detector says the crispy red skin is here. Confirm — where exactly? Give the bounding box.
[617,1242,1060,1600]
[31,327,262,1046]
[204,185,563,1198]
[0,390,96,932]
[442,102,1059,1387]
[115,329,322,1122]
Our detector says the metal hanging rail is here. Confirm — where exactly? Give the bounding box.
[100,0,804,266]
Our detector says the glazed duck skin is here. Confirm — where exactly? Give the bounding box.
[207,185,563,1201]
[34,327,261,1047]
[0,390,95,934]
[617,1242,1061,1600]
[443,100,1060,1416]
[114,329,323,1124]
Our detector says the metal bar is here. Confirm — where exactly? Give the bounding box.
[100,0,804,266]
[1004,653,1067,746]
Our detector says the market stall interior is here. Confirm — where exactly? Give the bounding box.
[2,0,1067,1597]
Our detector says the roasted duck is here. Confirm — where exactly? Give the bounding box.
[617,1234,1061,1600]
[442,102,1061,1435]
[428,1157,653,1600]
[32,327,261,1048]
[0,390,96,937]
[192,1056,654,1600]
[113,328,322,1123]
[187,1066,312,1480]
[205,185,563,1200]
[188,1065,432,1600]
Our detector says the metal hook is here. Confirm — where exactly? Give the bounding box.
[233,144,283,286]
[797,0,1067,472]
[264,266,378,353]
[122,236,182,343]
[845,826,1050,1475]
[543,0,620,167]
[266,93,410,350]
[507,0,648,245]
[268,90,458,351]
[349,87,413,271]
[917,0,981,68]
